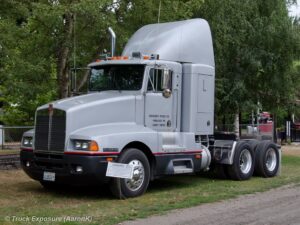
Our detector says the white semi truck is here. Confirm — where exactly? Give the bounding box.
[20,19,280,198]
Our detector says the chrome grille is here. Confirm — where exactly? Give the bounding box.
[34,108,66,152]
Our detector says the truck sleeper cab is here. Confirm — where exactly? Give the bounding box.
[20,19,280,198]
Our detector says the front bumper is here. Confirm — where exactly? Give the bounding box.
[20,150,118,185]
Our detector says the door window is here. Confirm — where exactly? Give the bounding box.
[147,68,172,92]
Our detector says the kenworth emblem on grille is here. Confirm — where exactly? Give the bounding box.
[48,104,53,116]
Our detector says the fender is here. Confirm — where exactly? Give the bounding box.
[67,122,158,154]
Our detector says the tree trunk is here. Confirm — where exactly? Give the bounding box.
[234,112,240,138]
[273,112,277,143]
[239,111,242,137]
[222,115,226,131]
[76,69,90,92]
[57,13,74,99]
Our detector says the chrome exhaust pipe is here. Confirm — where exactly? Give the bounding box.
[108,27,116,57]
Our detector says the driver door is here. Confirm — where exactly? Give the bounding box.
[144,67,176,131]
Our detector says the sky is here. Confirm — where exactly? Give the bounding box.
[289,0,300,17]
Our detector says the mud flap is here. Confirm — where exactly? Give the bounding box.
[277,147,282,176]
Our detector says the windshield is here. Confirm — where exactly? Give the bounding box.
[89,65,145,91]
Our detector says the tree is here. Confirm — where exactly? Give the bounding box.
[0,0,204,125]
[194,0,300,129]
[0,0,57,125]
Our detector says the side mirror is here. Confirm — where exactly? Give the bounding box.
[162,68,172,98]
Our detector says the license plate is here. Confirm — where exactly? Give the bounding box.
[43,171,55,182]
[106,162,134,179]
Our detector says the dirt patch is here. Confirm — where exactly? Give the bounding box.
[121,184,300,225]
[281,145,300,157]
[0,154,20,170]
[0,149,20,155]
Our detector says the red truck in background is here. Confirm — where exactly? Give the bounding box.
[258,112,273,133]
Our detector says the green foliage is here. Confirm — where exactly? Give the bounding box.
[0,0,299,126]
[0,0,204,125]
[195,0,300,126]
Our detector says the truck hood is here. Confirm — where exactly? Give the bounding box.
[37,91,139,135]
[38,92,135,111]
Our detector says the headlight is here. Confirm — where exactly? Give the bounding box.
[23,137,33,148]
[73,140,99,151]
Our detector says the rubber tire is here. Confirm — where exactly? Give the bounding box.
[110,148,150,199]
[254,140,279,177]
[248,140,259,152]
[227,141,255,180]
[247,140,260,176]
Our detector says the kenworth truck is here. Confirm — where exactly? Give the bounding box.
[20,19,280,198]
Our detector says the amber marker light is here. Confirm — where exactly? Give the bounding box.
[89,141,99,151]
[106,157,113,162]
[195,154,201,159]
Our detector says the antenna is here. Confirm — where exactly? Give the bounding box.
[158,0,161,23]
[72,13,77,93]
[73,13,76,71]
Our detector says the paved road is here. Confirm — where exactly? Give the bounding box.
[121,185,300,225]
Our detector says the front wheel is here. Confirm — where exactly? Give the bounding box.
[227,141,254,180]
[110,148,150,199]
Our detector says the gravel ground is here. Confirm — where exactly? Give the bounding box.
[121,145,300,225]
[282,145,300,157]
[0,154,20,170]
[121,184,300,225]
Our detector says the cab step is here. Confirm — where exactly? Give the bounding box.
[172,159,194,174]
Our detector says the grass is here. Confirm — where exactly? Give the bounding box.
[0,154,300,225]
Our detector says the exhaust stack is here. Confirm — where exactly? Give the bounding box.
[108,27,116,57]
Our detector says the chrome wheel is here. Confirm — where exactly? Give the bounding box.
[124,159,145,192]
[265,148,277,172]
[239,149,252,174]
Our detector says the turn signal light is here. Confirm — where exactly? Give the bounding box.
[89,141,99,151]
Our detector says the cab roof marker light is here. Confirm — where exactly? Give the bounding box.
[106,56,129,61]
